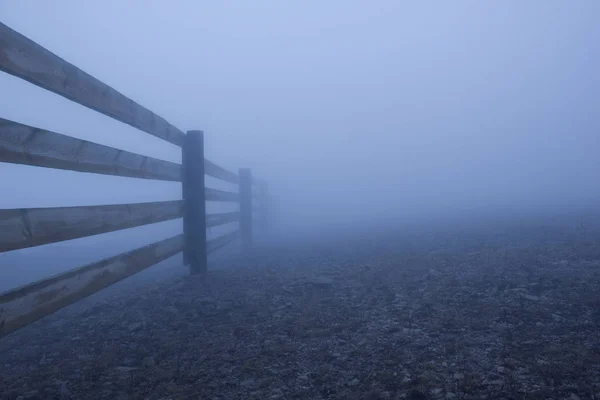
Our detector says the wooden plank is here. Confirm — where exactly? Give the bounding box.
[0,118,181,181]
[0,23,185,146]
[204,159,239,184]
[0,234,183,338]
[205,187,239,202]
[207,230,240,254]
[206,212,240,228]
[0,200,182,253]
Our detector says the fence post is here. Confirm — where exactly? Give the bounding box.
[239,168,253,249]
[260,182,269,232]
[182,130,207,274]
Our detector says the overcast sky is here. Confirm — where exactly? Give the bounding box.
[1,1,599,231]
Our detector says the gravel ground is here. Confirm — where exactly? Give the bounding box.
[2,218,600,399]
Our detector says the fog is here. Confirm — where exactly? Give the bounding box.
[1,1,600,289]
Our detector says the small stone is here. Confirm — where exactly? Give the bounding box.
[552,313,564,321]
[128,322,143,332]
[17,390,39,400]
[349,378,360,386]
[482,378,503,386]
[521,294,540,301]
[142,356,155,367]
[240,379,254,388]
[570,394,581,400]
[58,381,71,398]
[76,354,93,362]
[114,366,137,379]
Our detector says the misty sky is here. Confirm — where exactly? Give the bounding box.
[1,1,599,229]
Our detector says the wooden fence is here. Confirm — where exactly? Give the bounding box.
[0,23,270,338]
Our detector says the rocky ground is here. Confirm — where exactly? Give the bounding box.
[2,217,600,399]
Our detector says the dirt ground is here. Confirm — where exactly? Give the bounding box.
[2,217,600,399]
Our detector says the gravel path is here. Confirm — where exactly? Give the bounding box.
[2,221,600,399]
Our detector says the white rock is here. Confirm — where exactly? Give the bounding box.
[128,322,143,332]
[521,294,540,301]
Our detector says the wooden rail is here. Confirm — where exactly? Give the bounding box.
[0,118,181,181]
[205,187,240,203]
[207,212,240,228]
[208,230,241,254]
[205,159,239,184]
[0,23,185,147]
[0,22,271,338]
[0,234,184,338]
[0,200,183,253]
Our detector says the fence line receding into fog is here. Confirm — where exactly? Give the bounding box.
[0,22,270,338]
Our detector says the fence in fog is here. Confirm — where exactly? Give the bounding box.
[0,23,270,338]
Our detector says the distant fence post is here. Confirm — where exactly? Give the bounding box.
[260,182,269,232]
[239,168,253,249]
[182,130,207,274]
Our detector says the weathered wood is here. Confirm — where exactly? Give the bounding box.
[239,168,253,249]
[0,23,185,146]
[207,230,240,254]
[206,212,240,228]
[0,118,181,181]
[182,130,207,274]
[205,187,239,202]
[204,159,239,184]
[0,234,183,338]
[0,200,182,253]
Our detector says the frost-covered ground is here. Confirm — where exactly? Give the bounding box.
[2,214,600,399]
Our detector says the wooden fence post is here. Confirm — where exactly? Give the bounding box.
[260,182,269,232]
[182,130,207,274]
[239,168,253,249]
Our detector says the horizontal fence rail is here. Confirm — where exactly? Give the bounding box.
[0,200,183,253]
[207,230,241,254]
[0,234,184,338]
[204,159,239,184]
[0,118,182,181]
[207,211,240,228]
[0,23,185,147]
[205,187,240,202]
